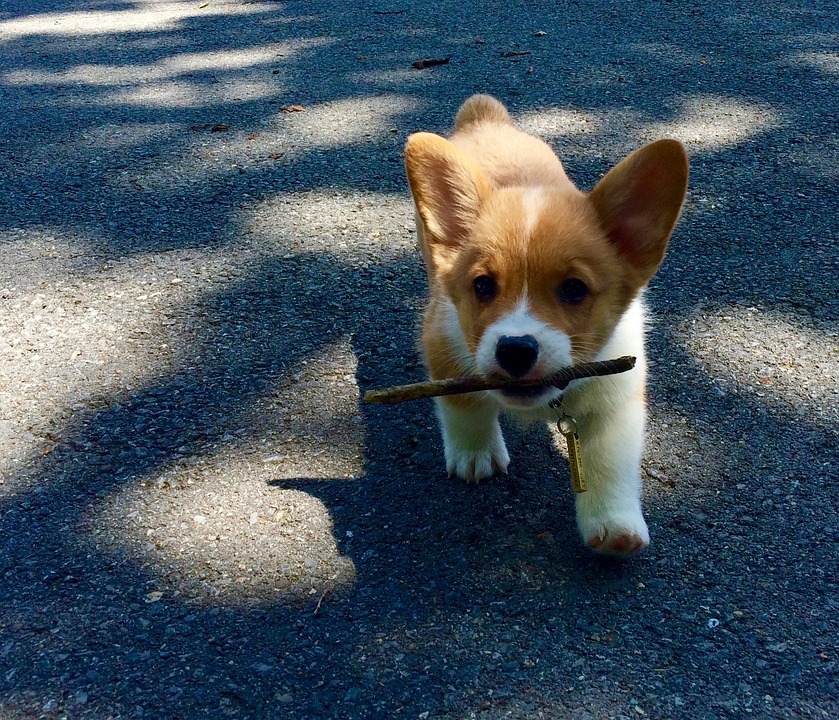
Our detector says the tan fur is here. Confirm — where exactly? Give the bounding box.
[420,312,478,411]
[450,118,573,189]
[453,93,512,130]
[403,94,688,556]
[405,107,687,378]
[435,188,635,367]
[406,96,688,383]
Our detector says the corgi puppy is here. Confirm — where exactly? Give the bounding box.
[405,95,688,556]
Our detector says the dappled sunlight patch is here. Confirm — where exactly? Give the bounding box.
[2,46,288,86]
[39,334,365,605]
[106,78,279,108]
[216,336,367,480]
[678,307,838,423]
[511,107,647,162]
[515,107,601,137]
[0,225,106,284]
[244,190,416,260]
[0,247,174,479]
[131,89,408,191]
[277,94,422,148]
[85,472,357,606]
[647,95,781,151]
[0,1,276,39]
[785,50,839,76]
[0,238,270,483]
[2,38,333,111]
[79,338,364,606]
[641,401,719,496]
[0,185,403,488]
[529,96,781,162]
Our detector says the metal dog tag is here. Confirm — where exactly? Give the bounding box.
[558,414,586,493]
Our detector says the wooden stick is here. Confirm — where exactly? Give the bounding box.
[363,356,636,405]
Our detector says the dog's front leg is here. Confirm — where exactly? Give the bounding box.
[435,395,509,484]
[572,399,650,556]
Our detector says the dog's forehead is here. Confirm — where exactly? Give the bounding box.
[521,187,546,237]
[525,188,600,241]
[476,187,609,269]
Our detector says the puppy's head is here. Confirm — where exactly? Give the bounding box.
[406,132,688,409]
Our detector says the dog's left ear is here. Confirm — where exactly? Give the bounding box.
[589,139,689,285]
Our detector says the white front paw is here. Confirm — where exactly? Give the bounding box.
[445,439,510,484]
[576,505,650,557]
[436,398,509,484]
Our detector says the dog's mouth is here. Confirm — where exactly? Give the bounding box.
[495,383,560,408]
[499,384,546,400]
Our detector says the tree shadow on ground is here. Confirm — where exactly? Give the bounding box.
[0,0,837,717]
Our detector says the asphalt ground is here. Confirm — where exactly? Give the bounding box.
[0,0,837,718]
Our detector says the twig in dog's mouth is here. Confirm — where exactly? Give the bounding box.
[363,356,636,404]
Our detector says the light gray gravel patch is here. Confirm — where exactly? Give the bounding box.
[1,0,837,718]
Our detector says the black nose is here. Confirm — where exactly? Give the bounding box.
[495,335,539,378]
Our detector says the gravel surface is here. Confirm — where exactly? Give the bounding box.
[1,0,837,718]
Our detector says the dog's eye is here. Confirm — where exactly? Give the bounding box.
[473,275,498,302]
[557,278,588,304]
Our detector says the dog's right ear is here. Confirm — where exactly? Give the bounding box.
[405,132,491,256]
